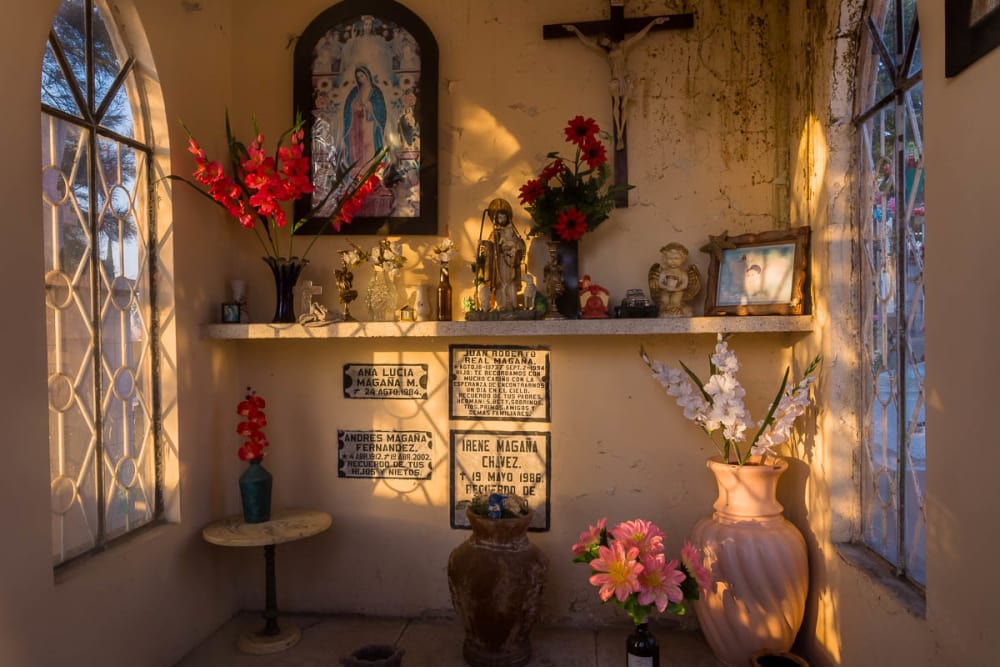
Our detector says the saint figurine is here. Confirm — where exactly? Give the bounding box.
[478,198,526,312]
[648,242,701,317]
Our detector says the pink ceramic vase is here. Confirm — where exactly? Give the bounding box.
[691,456,809,667]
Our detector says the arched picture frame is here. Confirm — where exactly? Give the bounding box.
[293,0,438,234]
[946,0,1000,76]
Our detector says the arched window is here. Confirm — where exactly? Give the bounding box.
[41,0,163,565]
[854,0,925,586]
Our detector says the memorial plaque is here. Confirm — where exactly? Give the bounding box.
[343,363,429,400]
[450,429,550,530]
[449,345,550,422]
[338,430,433,480]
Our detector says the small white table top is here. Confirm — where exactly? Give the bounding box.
[202,508,332,548]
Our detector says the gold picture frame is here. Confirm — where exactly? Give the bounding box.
[700,227,810,316]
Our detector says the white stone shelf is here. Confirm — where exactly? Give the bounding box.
[201,315,812,340]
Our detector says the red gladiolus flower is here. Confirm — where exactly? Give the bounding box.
[238,442,264,462]
[554,207,588,242]
[332,173,381,231]
[175,113,387,263]
[565,115,599,147]
[582,139,607,170]
[518,178,545,206]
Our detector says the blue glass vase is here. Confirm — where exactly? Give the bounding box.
[264,256,307,323]
[239,459,272,524]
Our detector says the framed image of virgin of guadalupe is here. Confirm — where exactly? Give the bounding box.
[293,0,439,234]
[946,0,1000,76]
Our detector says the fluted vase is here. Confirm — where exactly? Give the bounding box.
[264,256,307,323]
[691,456,808,667]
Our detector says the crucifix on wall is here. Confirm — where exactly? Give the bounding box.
[543,1,694,207]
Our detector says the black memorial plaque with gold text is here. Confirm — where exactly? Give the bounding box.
[338,429,433,480]
[450,429,550,531]
[343,363,429,400]
[449,345,549,422]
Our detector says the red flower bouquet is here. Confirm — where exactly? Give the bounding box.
[236,387,268,461]
[519,116,630,242]
[171,113,385,262]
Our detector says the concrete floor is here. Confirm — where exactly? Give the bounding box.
[174,612,724,666]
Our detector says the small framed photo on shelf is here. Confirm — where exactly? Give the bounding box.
[221,303,241,324]
[701,227,810,316]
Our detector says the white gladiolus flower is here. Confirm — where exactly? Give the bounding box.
[711,337,740,375]
[641,339,820,465]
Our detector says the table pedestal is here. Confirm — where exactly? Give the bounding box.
[202,509,332,656]
[237,544,302,654]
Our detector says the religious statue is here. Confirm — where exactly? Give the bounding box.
[648,242,701,317]
[542,242,565,320]
[563,15,668,147]
[477,198,526,313]
[297,299,332,327]
[522,273,538,312]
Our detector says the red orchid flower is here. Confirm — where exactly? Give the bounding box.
[236,388,269,460]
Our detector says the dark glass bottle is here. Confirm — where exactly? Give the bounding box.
[626,622,659,667]
[436,265,453,321]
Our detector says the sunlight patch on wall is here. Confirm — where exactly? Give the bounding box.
[453,105,522,185]
[792,114,829,225]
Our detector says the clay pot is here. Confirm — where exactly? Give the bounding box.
[341,644,404,666]
[447,508,548,667]
[691,457,809,667]
[751,649,810,666]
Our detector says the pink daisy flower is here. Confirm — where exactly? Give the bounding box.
[572,517,607,557]
[681,541,713,591]
[637,556,687,611]
[610,519,665,558]
[588,541,643,603]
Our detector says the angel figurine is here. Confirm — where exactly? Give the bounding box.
[648,242,701,317]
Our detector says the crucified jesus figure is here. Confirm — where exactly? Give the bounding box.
[563,16,668,149]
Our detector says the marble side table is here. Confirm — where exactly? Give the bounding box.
[202,508,332,654]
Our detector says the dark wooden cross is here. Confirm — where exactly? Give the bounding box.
[543,2,694,207]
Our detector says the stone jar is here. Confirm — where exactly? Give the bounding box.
[691,456,809,667]
[447,508,548,667]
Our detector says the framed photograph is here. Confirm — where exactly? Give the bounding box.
[946,0,1000,76]
[293,0,438,235]
[221,303,241,324]
[701,227,810,316]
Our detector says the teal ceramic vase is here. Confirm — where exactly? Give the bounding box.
[239,458,272,523]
